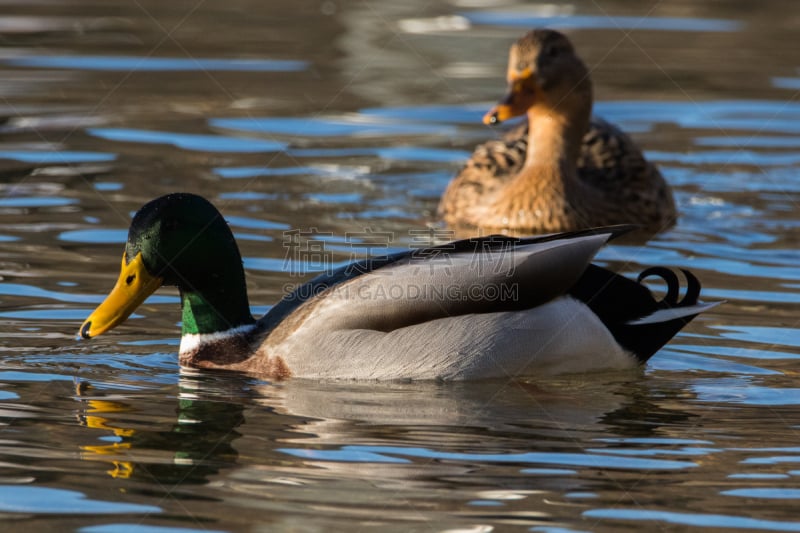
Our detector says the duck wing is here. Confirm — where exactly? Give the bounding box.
[261,226,632,334]
[577,117,672,205]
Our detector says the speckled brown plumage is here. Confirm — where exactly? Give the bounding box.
[438,29,676,233]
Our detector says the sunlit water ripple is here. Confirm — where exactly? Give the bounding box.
[0,1,799,531]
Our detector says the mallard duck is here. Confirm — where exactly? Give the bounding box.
[438,29,676,233]
[79,193,714,380]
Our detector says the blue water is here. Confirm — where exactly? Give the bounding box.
[5,55,308,72]
[463,12,743,32]
[0,151,115,163]
[0,486,161,514]
[88,128,287,153]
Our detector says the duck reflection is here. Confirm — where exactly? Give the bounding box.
[75,370,251,483]
[75,368,694,503]
[238,374,696,493]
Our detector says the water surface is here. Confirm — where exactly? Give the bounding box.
[1,0,800,531]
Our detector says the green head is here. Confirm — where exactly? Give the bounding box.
[80,193,255,339]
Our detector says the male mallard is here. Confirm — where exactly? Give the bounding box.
[439,29,676,233]
[79,193,714,380]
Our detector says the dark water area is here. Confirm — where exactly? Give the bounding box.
[1,0,800,531]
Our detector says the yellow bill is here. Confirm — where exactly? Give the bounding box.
[79,252,163,339]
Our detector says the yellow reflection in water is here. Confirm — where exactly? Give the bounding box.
[75,383,135,479]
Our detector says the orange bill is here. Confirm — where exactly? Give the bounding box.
[79,252,163,339]
[483,68,536,125]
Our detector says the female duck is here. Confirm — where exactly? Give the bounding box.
[439,29,676,233]
[80,194,714,380]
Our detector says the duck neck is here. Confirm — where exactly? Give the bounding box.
[177,271,257,367]
[175,243,255,335]
[180,285,255,335]
[522,104,588,179]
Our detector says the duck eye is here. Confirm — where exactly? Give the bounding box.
[126,274,136,285]
[544,45,558,58]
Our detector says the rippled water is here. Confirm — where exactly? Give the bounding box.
[1,0,800,531]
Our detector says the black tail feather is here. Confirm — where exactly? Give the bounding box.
[570,265,707,364]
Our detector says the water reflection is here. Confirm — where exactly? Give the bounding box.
[211,116,457,137]
[584,509,800,531]
[72,371,710,507]
[0,151,114,163]
[76,372,249,485]
[463,13,743,32]
[88,128,287,153]
[5,56,308,72]
[0,485,161,514]
[3,351,800,529]
[245,375,708,504]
